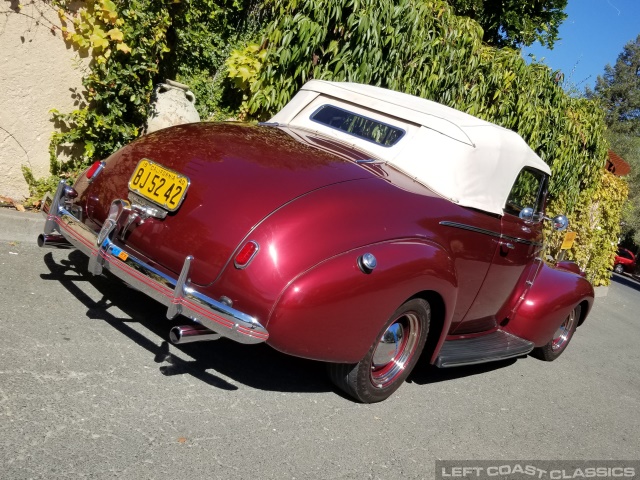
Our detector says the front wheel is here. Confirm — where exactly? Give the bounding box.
[327,298,430,403]
[531,304,581,361]
[614,264,624,274]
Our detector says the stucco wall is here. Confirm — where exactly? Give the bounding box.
[0,1,85,200]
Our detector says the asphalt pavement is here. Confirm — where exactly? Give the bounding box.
[0,213,639,479]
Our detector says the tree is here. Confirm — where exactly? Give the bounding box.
[589,35,640,247]
[446,0,568,49]
[593,35,640,135]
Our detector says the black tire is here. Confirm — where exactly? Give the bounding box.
[614,264,624,274]
[531,304,581,361]
[327,298,430,403]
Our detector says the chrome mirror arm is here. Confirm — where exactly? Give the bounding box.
[543,214,569,231]
[519,207,568,231]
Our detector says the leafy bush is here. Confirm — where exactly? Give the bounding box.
[232,0,618,283]
[49,0,263,175]
[548,171,628,286]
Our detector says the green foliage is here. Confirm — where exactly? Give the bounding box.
[58,0,131,57]
[235,0,614,281]
[227,43,269,119]
[241,0,605,203]
[160,0,266,120]
[589,35,640,246]
[228,43,268,92]
[20,167,70,208]
[42,0,621,283]
[549,171,628,286]
[49,0,262,175]
[446,0,568,49]
[50,0,171,174]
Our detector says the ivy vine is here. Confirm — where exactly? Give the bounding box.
[48,0,263,176]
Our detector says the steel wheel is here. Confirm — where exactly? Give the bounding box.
[327,298,430,403]
[532,304,581,362]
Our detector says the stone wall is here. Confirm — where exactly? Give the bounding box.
[0,1,85,200]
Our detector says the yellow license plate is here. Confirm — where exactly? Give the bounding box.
[128,159,190,211]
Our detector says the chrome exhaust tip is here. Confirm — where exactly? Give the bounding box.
[169,325,221,344]
[37,233,73,249]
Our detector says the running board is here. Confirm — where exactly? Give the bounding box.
[435,330,534,368]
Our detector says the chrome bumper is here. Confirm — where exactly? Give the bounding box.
[42,181,269,345]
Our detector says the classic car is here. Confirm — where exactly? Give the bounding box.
[40,80,594,403]
[614,247,636,274]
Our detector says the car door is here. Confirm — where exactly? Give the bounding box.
[454,168,547,334]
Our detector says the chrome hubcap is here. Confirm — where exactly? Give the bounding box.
[551,308,577,351]
[370,313,420,388]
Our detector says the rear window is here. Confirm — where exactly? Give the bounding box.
[310,105,405,147]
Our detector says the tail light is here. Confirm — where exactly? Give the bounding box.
[234,241,259,269]
[85,161,105,182]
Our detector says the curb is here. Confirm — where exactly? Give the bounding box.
[594,286,609,298]
[0,208,43,244]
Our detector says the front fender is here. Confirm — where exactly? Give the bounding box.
[266,240,457,362]
[504,262,594,346]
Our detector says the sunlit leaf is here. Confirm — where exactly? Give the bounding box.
[108,28,124,42]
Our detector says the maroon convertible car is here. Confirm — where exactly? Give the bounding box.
[41,81,594,402]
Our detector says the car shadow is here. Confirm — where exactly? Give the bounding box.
[408,357,518,385]
[40,250,518,398]
[40,250,329,395]
[611,272,640,293]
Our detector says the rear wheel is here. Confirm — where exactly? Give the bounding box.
[614,264,624,274]
[531,304,581,361]
[327,298,430,403]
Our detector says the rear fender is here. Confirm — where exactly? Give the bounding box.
[503,262,594,346]
[266,240,457,363]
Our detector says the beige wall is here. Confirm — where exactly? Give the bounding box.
[0,1,85,200]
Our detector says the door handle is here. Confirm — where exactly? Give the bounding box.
[499,241,515,250]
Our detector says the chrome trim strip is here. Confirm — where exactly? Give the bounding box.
[501,233,543,247]
[43,188,269,345]
[439,221,542,247]
[439,221,501,238]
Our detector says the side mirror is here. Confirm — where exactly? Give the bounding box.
[519,207,535,222]
[551,214,569,231]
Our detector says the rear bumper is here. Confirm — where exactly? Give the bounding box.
[42,181,269,345]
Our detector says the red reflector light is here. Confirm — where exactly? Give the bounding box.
[85,161,104,180]
[234,241,259,269]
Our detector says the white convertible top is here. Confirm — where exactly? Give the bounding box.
[270,80,551,215]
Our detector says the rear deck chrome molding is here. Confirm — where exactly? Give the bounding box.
[42,182,269,345]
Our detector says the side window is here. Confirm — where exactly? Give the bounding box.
[504,168,547,217]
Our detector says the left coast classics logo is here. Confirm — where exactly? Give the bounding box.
[435,461,639,480]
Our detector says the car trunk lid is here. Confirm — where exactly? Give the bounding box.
[82,123,370,285]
